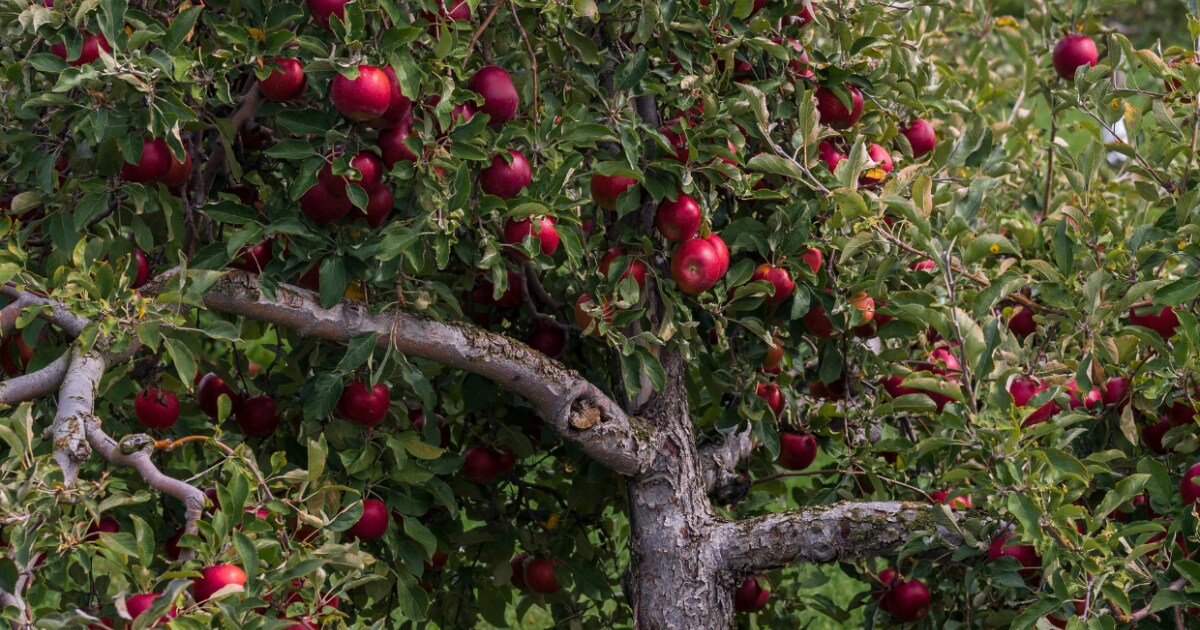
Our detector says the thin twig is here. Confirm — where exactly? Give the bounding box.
[508,0,539,127]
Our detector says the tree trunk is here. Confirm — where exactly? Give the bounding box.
[624,353,736,629]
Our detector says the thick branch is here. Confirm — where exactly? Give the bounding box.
[0,285,89,336]
[188,272,654,476]
[719,501,961,573]
[699,427,754,501]
[50,350,102,484]
[0,353,70,405]
[0,295,33,335]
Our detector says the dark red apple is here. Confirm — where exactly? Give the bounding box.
[258,58,307,102]
[475,270,523,309]
[818,140,845,172]
[901,119,937,157]
[346,498,390,540]
[1103,376,1130,409]
[1128,306,1180,338]
[299,181,353,225]
[1167,398,1196,426]
[468,65,519,126]
[750,264,795,304]
[733,577,769,612]
[235,395,279,437]
[360,183,394,228]
[1053,35,1099,80]
[510,552,529,589]
[308,0,351,30]
[802,304,836,338]
[196,372,243,419]
[85,517,120,540]
[574,294,613,333]
[503,216,558,257]
[378,122,420,167]
[1143,418,1171,454]
[756,383,784,416]
[132,248,151,288]
[800,247,822,274]
[337,382,390,426]
[661,120,690,162]
[368,67,413,129]
[988,534,1040,582]
[481,150,532,199]
[1008,306,1036,338]
[1009,377,1058,427]
[763,338,784,373]
[524,558,562,594]
[126,593,177,622]
[50,32,110,67]
[410,408,451,448]
[1065,380,1103,411]
[590,173,638,210]
[526,320,566,357]
[134,388,180,429]
[121,138,172,184]
[671,238,723,295]
[1181,462,1200,504]
[655,193,702,242]
[319,151,385,195]
[231,239,273,273]
[858,143,894,187]
[778,432,817,470]
[599,247,648,288]
[331,65,393,122]
[462,446,502,483]
[192,564,247,602]
[884,579,930,621]
[814,85,864,129]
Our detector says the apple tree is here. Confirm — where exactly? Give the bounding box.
[2,0,1200,627]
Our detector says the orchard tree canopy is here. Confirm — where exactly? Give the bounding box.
[4,0,1200,627]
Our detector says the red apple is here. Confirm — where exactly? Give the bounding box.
[703,232,730,276]
[368,67,413,129]
[778,432,818,470]
[468,65,519,126]
[1128,305,1180,338]
[1181,462,1200,504]
[1065,380,1103,411]
[655,193,702,242]
[258,58,307,102]
[308,0,351,30]
[50,32,110,67]
[1009,377,1058,427]
[231,239,273,273]
[574,294,613,333]
[132,248,151,288]
[360,183,394,228]
[481,150,532,199]
[410,408,451,448]
[802,304,836,338]
[763,338,784,373]
[818,140,845,172]
[331,65,393,122]
[750,264,795,304]
[502,215,558,257]
[378,122,420,167]
[1143,418,1172,454]
[526,320,566,357]
[1103,376,1130,409]
[475,270,523,309]
[126,593,177,622]
[901,119,937,157]
[196,372,242,419]
[930,491,973,509]
[600,247,648,288]
[858,144,893,187]
[1053,35,1099,80]
[1167,399,1196,426]
[85,517,120,540]
[849,291,875,323]
[756,383,784,416]
[299,181,352,225]
[319,151,385,194]
[987,534,1040,582]
[192,564,247,602]
[346,498,390,540]
[928,347,959,373]
[800,247,822,274]
[910,259,936,271]
[671,238,723,295]
[1008,306,1036,338]
[337,382,391,426]
[733,577,769,612]
[590,173,639,210]
[462,446,502,483]
[524,558,562,594]
[814,85,864,129]
[134,388,180,429]
[884,579,930,621]
[235,395,279,437]
[510,553,529,589]
[121,138,172,184]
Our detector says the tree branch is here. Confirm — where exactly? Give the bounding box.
[0,294,34,335]
[0,352,70,405]
[719,501,960,573]
[170,271,655,476]
[699,427,754,501]
[0,284,90,336]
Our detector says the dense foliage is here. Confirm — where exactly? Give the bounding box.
[3,0,1200,627]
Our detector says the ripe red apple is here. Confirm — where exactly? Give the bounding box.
[258,58,307,102]
[429,0,473,23]
[192,564,247,602]
[121,138,172,184]
[814,85,864,129]
[928,347,960,373]
[1009,377,1058,427]
[481,150,532,199]
[134,388,180,429]
[299,181,352,225]
[424,550,449,572]
[1181,462,1200,504]
[574,294,613,333]
[360,183,394,228]
[802,304,836,338]
[1103,376,1130,409]
[131,248,151,288]
[50,32,110,67]
[231,239,273,273]
[462,446,502,483]
[655,193,702,242]
[590,173,639,210]
[337,382,391,426]
[410,407,451,448]
[763,338,784,373]
[308,0,351,29]
[1143,418,1172,454]
[1008,306,1036,338]
[750,264,795,304]
[524,558,562,594]
[235,395,279,437]
[474,271,523,309]
[778,432,818,470]
[85,516,120,540]
[196,372,242,420]
[1052,35,1099,80]
[368,67,413,129]
[901,119,937,157]
[1128,305,1180,338]
[1167,399,1196,426]
[126,593,177,622]
[331,65,393,122]
[930,491,973,509]
[503,216,558,257]
[600,247,648,288]
[526,320,566,357]
[1065,380,1103,410]
[988,534,1040,582]
[378,122,420,167]
[884,579,930,621]
[800,247,822,274]
[671,238,723,295]
[346,498,390,540]
[817,140,845,172]
[910,259,936,271]
[319,151,385,195]
[733,577,770,612]
[858,144,894,187]
[468,65,519,126]
[756,383,784,416]
[510,552,529,589]
[849,291,875,323]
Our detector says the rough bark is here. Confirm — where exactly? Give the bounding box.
[0,353,69,405]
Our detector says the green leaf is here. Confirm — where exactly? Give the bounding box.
[615,49,649,92]
[162,337,196,385]
[163,6,202,52]
[307,435,327,482]
[1095,474,1150,519]
[1154,276,1200,306]
[233,531,259,590]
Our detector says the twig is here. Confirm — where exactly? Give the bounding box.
[507,0,538,127]
[1128,577,1187,621]
[464,1,504,58]
[1042,91,1056,220]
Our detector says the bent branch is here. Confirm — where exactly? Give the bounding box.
[0,353,70,405]
[192,272,654,476]
[719,501,961,573]
[0,284,90,337]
